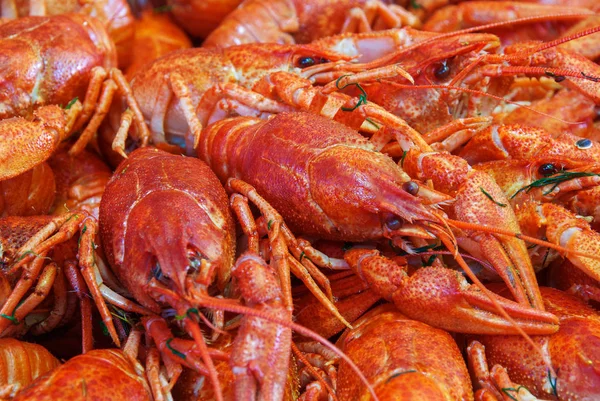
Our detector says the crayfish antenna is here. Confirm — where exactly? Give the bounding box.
[184,318,223,401]
[389,84,581,132]
[145,283,224,401]
[190,295,381,401]
[499,24,600,61]
[228,179,353,329]
[447,219,600,263]
[430,13,596,39]
[457,25,600,102]
[152,271,378,401]
[142,290,223,401]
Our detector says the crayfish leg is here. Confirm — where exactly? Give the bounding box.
[63,260,94,354]
[466,341,540,401]
[143,291,225,401]
[70,67,150,156]
[228,178,352,328]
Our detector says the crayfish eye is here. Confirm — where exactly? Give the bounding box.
[402,181,420,196]
[576,138,592,150]
[297,56,316,68]
[538,163,558,177]
[151,261,170,286]
[187,249,207,274]
[385,216,402,231]
[433,60,451,80]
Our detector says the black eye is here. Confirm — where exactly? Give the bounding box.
[576,138,592,149]
[402,181,419,196]
[187,249,207,273]
[320,57,330,63]
[385,216,402,231]
[151,262,169,285]
[538,163,558,177]
[298,57,315,68]
[434,60,451,80]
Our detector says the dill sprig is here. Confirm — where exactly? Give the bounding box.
[166,338,186,359]
[65,97,78,110]
[108,305,136,328]
[175,307,201,321]
[409,0,422,9]
[412,242,442,254]
[386,369,417,383]
[154,4,173,13]
[336,75,369,111]
[548,369,558,396]
[511,171,600,199]
[400,150,408,167]
[480,187,507,207]
[16,250,52,263]
[0,312,18,325]
[501,386,531,401]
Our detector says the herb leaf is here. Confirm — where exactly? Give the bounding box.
[0,312,18,325]
[502,386,531,401]
[65,97,78,110]
[412,242,441,254]
[154,4,173,13]
[511,172,600,199]
[336,75,369,112]
[480,187,507,207]
[166,338,186,359]
[410,0,422,9]
[386,369,417,383]
[548,369,558,396]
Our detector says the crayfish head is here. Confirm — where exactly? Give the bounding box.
[100,148,236,312]
[119,190,235,311]
[307,143,445,242]
[224,43,352,86]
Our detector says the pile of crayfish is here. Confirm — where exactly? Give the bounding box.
[1,0,600,400]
